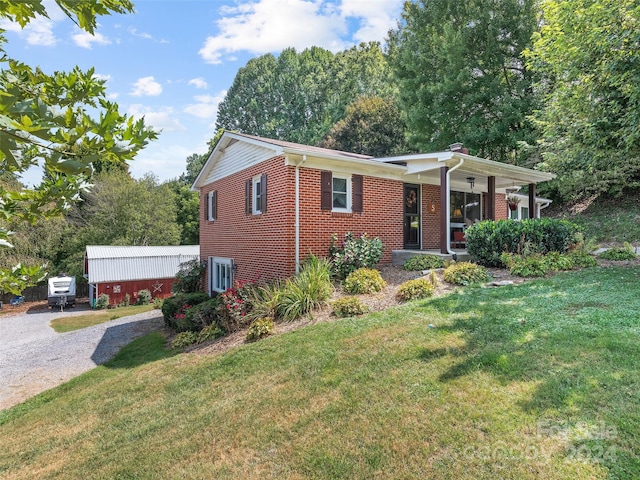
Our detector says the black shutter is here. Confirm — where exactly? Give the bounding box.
[206,191,210,220]
[353,175,363,213]
[212,190,218,221]
[261,173,267,213]
[245,179,251,215]
[321,170,332,210]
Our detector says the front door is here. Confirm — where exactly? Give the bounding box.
[403,184,420,249]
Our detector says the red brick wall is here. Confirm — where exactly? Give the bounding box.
[298,168,404,264]
[421,184,441,249]
[200,156,295,286]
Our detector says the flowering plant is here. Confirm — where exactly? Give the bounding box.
[217,280,254,331]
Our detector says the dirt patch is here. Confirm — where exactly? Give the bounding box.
[0,298,91,317]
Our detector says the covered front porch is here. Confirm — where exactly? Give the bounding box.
[381,145,556,255]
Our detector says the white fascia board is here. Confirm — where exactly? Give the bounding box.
[284,152,407,180]
[191,132,284,190]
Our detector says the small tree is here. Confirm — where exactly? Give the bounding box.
[173,259,206,294]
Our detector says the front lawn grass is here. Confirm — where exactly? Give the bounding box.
[1,266,639,479]
[50,304,155,333]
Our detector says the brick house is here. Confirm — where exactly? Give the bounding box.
[192,132,554,294]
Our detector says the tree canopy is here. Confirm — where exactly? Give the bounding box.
[388,0,538,164]
[215,42,395,146]
[526,0,640,201]
[319,96,409,157]
[0,0,156,293]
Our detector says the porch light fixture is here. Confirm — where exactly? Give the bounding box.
[466,176,475,192]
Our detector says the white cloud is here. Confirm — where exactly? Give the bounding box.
[340,0,403,43]
[188,77,209,89]
[199,0,348,64]
[184,91,226,119]
[130,76,163,97]
[128,27,152,39]
[72,29,111,49]
[0,17,57,46]
[128,104,185,132]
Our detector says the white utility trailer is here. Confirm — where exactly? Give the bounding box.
[48,275,76,309]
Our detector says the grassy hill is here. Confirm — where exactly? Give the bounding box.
[1,267,639,479]
[546,190,640,244]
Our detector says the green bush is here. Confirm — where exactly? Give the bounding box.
[246,317,275,342]
[396,277,436,302]
[329,232,384,279]
[153,297,163,309]
[344,268,386,294]
[465,219,582,267]
[197,323,225,343]
[277,255,333,321]
[501,253,549,277]
[171,331,198,350]
[599,243,638,261]
[569,251,598,268]
[137,289,152,305]
[173,259,206,294]
[161,292,211,330]
[443,262,489,285]
[179,298,221,333]
[332,296,369,317]
[95,293,110,309]
[402,255,445,271]
[216,280,256,332]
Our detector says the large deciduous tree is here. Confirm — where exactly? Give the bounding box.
[215,42,395,146]
[0,0,157,293]
[388,0,538,164]
[526,0,640,201]
[319,96,409,156]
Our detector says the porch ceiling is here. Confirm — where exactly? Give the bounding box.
[381,151,555,188]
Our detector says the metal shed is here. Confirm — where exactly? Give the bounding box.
[84,245,200,306]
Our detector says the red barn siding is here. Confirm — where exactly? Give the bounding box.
[95,278,176,306]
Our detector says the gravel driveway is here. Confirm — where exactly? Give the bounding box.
[0,306,163,411]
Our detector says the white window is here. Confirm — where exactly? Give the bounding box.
[210,257,233,293]
[252,175,262,214]
[521,206,529,219]
[207,191,216,221]
[332,174,351,212]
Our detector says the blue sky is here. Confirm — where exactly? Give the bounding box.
[3,0,404,184]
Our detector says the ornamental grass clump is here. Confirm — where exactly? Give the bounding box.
[277,255,333,321]
[396,277,436,302]
[443,262,489,286]
[343,268,386,294]
[332,296,369,317]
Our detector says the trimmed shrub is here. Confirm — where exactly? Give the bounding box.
[179,298,221,332]
[197,323,225,343]
[465,219,582,267]
[153,297,163,309]
[332,296,369,317]
[403,255,444,271]
[95,293,110,309]
[344,268,386,294]
[329,232,384,279]
[443,262,489,285]
[569,251,598,268]
[137,289,152,305]
[246,317,275,342]
[396,278,436,302]
[171,331,198,350]
[277,255,333,321]
[599,243,637,261]
[161,292,211,330]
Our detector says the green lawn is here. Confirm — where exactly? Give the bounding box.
[50,304,155,333]
[1,267,639,479]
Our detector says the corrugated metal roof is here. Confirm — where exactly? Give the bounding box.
[85,245,200,283]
